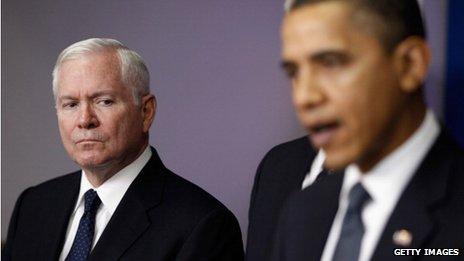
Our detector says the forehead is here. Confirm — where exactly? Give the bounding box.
[281,2,372,58]
[61,51,120,75]
[57,51,123,92]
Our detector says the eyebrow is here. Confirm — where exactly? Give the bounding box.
[57,90,117,101]
[308,49,350,62]
[280,48,349,64]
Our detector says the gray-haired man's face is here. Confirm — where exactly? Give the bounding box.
[55,51,150,173]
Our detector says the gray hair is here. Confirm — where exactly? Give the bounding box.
[52,38,150,105]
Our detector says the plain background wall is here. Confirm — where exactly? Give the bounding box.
[1,0,448,241]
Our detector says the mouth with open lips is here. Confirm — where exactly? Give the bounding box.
[306,119,341,148]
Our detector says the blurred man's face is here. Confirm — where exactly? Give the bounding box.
[281,2,408,171]
[56,51,150,173]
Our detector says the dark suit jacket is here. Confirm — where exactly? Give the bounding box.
[246,136,317,261]
[271,131,464,261]
[3,148,244,261]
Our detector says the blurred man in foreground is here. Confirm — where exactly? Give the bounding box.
[271,0,464,260]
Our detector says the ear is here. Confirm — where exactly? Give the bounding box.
[140,94,156,133]
[392,36,431,93]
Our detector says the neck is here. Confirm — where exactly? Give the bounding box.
[83,141,148,187]
[358,99,427,173]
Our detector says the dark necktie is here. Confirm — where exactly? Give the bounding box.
[66,189,101,261]
[332,182,371,261]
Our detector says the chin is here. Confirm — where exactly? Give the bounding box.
[324,150,357,171]
[74,154,111,170]
[324,160,346,171]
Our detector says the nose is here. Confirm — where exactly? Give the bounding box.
[77,103,99,129]
[292,65,325,110]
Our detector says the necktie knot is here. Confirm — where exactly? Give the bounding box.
[346,182,370,213]
[84,189,101,214]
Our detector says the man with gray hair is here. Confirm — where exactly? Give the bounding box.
[3,38,244,261]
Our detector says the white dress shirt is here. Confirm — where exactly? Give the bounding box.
[302,149,326,189]
[320,110,439,261]
[59,146,152,261]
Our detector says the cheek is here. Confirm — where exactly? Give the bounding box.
[117,121,133,142]
[344,76,399,151]
[329,75,379,148]
[108,112,141,143]
[58,118,73,141]
[291,83,303,108]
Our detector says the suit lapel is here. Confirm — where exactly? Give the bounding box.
[371,132,454,261]
[299,170,344,260]
[295,137,318,185]
[372,183,433,261]
[89,148,166,261]
[39,172,81,260]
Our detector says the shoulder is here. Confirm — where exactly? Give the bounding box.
[249,136,317,207]
[16,171,80,203]
[256,136,315,178]
[263,136,314,162]
[426,129,464,187]
[438,131,464,197]
[254,136,316,186]
[160,174,244,260]
[159,169,237,224]
[164,171,230,212]
[144,148,234,217]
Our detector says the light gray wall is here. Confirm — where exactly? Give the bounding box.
[1,0,303,240]
[1,0,447,242]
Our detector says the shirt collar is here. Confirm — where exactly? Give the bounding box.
[73,146,152,215]
[343,110,440,205]
[302,149,326,189]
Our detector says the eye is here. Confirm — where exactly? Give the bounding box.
[316,53,350,68]
[97,99,114,106]
[281,62,298,79]
[62,101,78,109]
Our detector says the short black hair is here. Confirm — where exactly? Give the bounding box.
[287,0,426,53]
